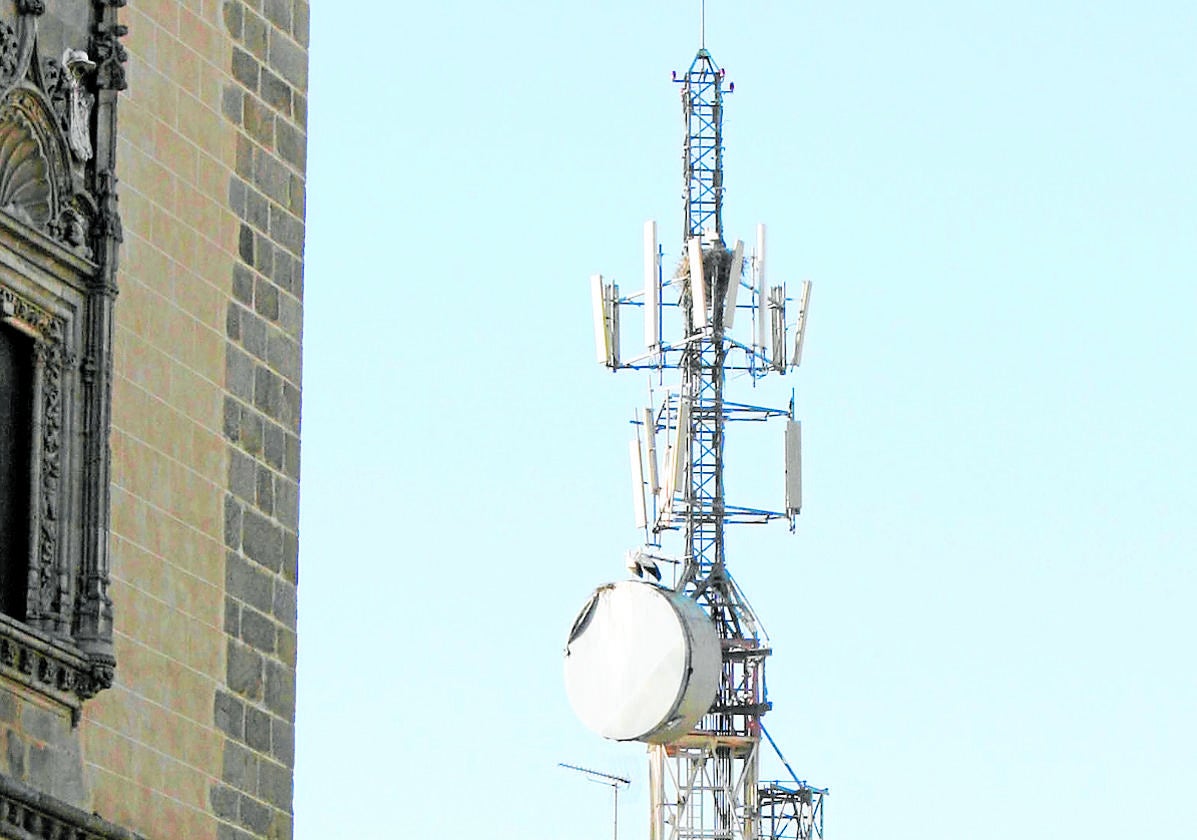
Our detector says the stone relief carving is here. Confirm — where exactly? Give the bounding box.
[62,49,94,161]
[0,0,126,708]
[0,106,51,227]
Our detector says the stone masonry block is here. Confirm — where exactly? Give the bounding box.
[222,740,259,794]
[263,0,290,31]
[239,794,271,835]
[226,345,254,402]
[222,82,244,125]
[231,47,259,91]
[281,531,298,586]
[225,397,242,445]
[264,660,294,720]
[252,368,280,421]
[238,223,254,264]
[274,476,298,531]
[242,9,268,60]
[283,433,300,478]
[225,595,241,636]
[223,1,244,39]
[268,28,307,89]
[263,422,284,470]
[214,690,245,739]
[294,1,309,48]
[267,332,299,385]
[240,409,264,456]
[243,94,275,148]
[239,607,276,653]
[257,758,292,810]
[271,578,295,630]
[210,782,239,821]
[225,303,241,343]
[227,551,273,614]
[276,627,296,670]
[246,187,269,233]
[240,307,267,360]
[224,495,243,551]
[244,705,271,753]
[278,291,301,340]
[241,507,283,572]
[228,448,256,503]
[255,464,274,516]
[254,276,279,321]
[260,67,291,116]
[270,718,294,766]
[227,640,264,700]
[275,119,305,171]
[233,263,255,305]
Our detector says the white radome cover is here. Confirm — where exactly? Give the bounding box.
[564,580,721,744]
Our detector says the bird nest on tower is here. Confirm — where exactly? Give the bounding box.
[676,243,737,329]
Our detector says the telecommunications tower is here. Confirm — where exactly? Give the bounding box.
[563,28,827,840]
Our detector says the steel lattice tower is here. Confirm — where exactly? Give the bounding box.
[582,41,827,840]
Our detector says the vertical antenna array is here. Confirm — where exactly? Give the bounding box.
[581,33,825,840]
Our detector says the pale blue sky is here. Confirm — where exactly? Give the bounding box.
[296,3,1197,838]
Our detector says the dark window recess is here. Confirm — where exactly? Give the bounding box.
[0,322,32,620]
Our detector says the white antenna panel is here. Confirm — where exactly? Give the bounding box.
[630,437,647,529]
[791,280,812,369]
[754,225,767,351]
[590,274,608,364]
[644,221,660,350]
[671,400,690,493]
[724,239,743,329]
[688,237,708,329]
[784,420,802,515]
[643,407,660,495]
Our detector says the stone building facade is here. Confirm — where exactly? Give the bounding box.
[0,1,307,838]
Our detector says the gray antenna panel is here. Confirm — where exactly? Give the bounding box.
[770,285,786,371]
[785,420,802,515]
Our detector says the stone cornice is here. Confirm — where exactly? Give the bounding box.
[0,772,143,840]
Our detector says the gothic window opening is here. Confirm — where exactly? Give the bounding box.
[0,318,33,620]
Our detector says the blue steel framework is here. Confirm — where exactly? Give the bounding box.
[593,48,827,840]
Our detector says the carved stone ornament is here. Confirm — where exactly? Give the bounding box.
[0,770,144,840]
[0,0,126,713]
[62,49,95,162]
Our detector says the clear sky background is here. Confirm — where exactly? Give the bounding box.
[295,3,1197,838]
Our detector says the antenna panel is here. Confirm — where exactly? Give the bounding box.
[630,437,648,529]
[724,239,743,329]
[754,225,767,351]
[644,221,660,350]
[643,407,660,495]
[791,280,812,368]
[785,420,802,514]
[770,285,786,371]
[671,400,690,493]
[590,274,608,364]
[609,282,620,368]
[688,237,708,329]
